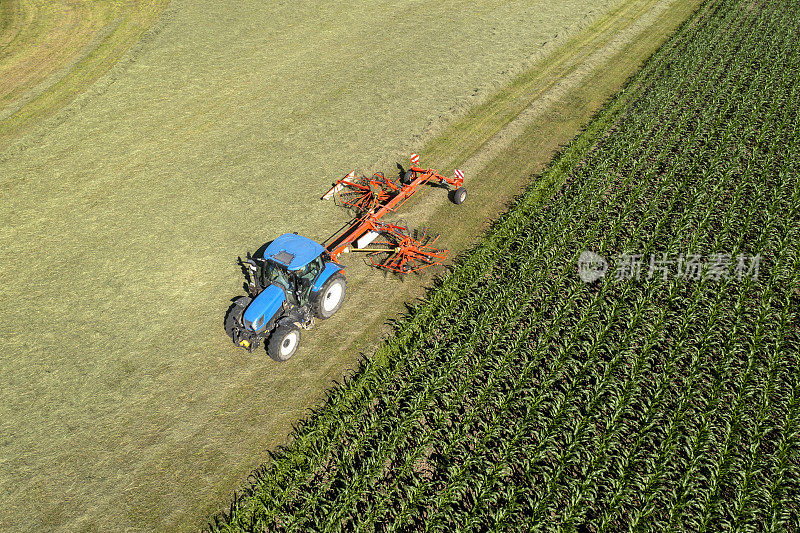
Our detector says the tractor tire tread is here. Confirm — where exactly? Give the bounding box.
[312,273,347,319]
[267,325,301,362]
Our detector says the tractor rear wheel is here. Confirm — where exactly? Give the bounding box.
[312,273,347,319]
[453,187,467,205]
[267,325,301,361]
[225,296,251,340]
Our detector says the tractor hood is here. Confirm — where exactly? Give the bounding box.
[243,284,285,332]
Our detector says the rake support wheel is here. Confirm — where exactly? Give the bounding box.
[453,186,467,205]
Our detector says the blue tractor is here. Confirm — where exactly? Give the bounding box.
[225,233,347,361]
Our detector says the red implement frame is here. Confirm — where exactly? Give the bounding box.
[321,156,464,272]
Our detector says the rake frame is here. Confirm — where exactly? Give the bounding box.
[321,156,464,274]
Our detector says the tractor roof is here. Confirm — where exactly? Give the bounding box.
[262,233,325,270]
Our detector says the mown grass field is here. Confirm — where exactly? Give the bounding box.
[0,0,168,147]
[1,0,703,530]
[214,0,800,528]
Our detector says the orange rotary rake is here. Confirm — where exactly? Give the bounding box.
[366,223,447,273]
[329,171,400,213]
[321,154,466,274]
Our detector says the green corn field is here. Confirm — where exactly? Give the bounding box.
[211,0,799,529]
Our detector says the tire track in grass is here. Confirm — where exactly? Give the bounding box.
[457,0,682,178]
[0,0,169,146]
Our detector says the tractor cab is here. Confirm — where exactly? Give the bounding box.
[257,233,327,305]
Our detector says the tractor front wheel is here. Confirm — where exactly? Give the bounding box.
[267,325,301,362]
[312,273,347,319]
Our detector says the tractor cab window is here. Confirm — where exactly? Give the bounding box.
[299,256,324,284]
[261,261,292,293]
[295,255,324,303]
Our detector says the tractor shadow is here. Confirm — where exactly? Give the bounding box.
[252,240,273,259]
[223,240,274,337]
[238,240,274,291]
